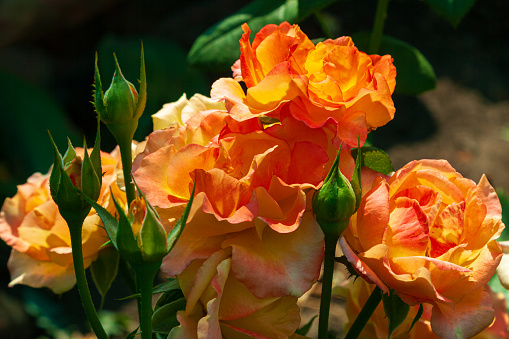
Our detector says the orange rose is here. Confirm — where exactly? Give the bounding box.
[168,248,302,338]
[134,105,336,297]
[337,278,509,339]
[341,160,504,338]
[212,22,396,146]
[0,149,124,293]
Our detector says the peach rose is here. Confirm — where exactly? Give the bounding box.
[341,159,504,338]
[211,22,396,146]
[0,149,124,293]
[133,117,333,298]
[336,278,509,339]
[168,248,302,339]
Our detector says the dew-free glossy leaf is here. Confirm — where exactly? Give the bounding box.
[152,298,187,334]
[187,0,338,71]
[152,279,180,295]
[351,146,394,176]
[383,291,410,338]
[295,315,317,335]
[91,246,120,301]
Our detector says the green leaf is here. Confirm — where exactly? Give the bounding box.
[126,326,140,339]
[81,191,119,249]
[167,177,197,253]
[382,291,410,338]
[90,247,120,304]
[295,315,317,335]
[351,146,394,176]
[152,298,187,334]
[408,304,424,333]
[351,32,436,95]
[115,294,141,301]
[154,289,185,311]
[424,0,476,27]
[187,0,338,71]
[153,279,180,295]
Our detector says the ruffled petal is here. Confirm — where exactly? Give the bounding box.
[431,289,494,339]
[224,213,324,298]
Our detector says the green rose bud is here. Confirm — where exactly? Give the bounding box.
[312,148,357,239]
[48,123,102,227]
[129,196,167,263]
[93,45,146,144]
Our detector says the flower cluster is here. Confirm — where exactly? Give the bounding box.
[129,23,397,335]
[0,148,125,293]
[1,20,505,339]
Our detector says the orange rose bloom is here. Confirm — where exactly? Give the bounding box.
[212,22,396,146]
[337,278,509,339]
[0,149,124,293]
[341,160,504,338]
[133,98,338,298]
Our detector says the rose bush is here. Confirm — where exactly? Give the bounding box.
[211,22,396,146]
[0,148,124,293]
[341,159,505,338]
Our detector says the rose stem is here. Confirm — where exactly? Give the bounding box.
[133,262,160,339]
[344,286,383,339]
[318,235,339,338]
[68,216,108,339]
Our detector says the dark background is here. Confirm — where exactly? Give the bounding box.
[0,0,507,337]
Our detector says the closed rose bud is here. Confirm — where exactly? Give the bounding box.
[312,148,356,239]
[129,196,167,263]
[49,133,102,224]
[94,46,147,145]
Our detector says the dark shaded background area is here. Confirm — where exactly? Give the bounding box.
[0,0,507,337]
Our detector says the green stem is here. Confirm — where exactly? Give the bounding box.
[369,0,390,54]
[344,286,383,339]
[69,221,108,339]
[118,137,136,207]
[318,235,339,339]
[133,262,160,339]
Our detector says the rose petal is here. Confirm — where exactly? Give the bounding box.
[7,250,76,294]
[224,213,324,298]
[431,289,494,339]
[356,180,390,250]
